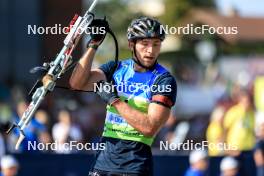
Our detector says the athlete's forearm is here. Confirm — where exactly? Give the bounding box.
[70,48,96,89]
[113,101,158,137]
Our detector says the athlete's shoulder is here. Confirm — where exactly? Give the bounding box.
[154,63,175,82]
[153,63,172,76]
[99,60,116,71]
[99,60,119,82]
[119,58,132,66]
[151,64,177,107]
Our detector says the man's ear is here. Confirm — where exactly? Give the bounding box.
[128,41,135,51]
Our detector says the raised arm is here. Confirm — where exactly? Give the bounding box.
[69,47,106,91]
[69,17,110,91]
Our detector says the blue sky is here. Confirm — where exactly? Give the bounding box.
[216,0,264,17]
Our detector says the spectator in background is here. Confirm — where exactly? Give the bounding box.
[34,110,53,151]
[52,109,83,153]
[220,157,239,176]
[184,150,208,176]
[0,102,13,130]
[206,105,226,156]
[223,90,255,156]
[0,101,13,156]
[8,101,46,152]
[0,155,19,176]
[0,133,5,159]
[254,113,264,176]
[35,109,50,128]
[38,131,53,153]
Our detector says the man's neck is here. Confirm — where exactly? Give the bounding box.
[133,63,148,72]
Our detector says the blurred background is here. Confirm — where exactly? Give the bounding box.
[0,0,264,175]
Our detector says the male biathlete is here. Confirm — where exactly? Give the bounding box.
[70,17,177,176]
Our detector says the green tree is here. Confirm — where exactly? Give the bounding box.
[161,0,215,25]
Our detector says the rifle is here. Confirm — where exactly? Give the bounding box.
[6,0,117,150]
